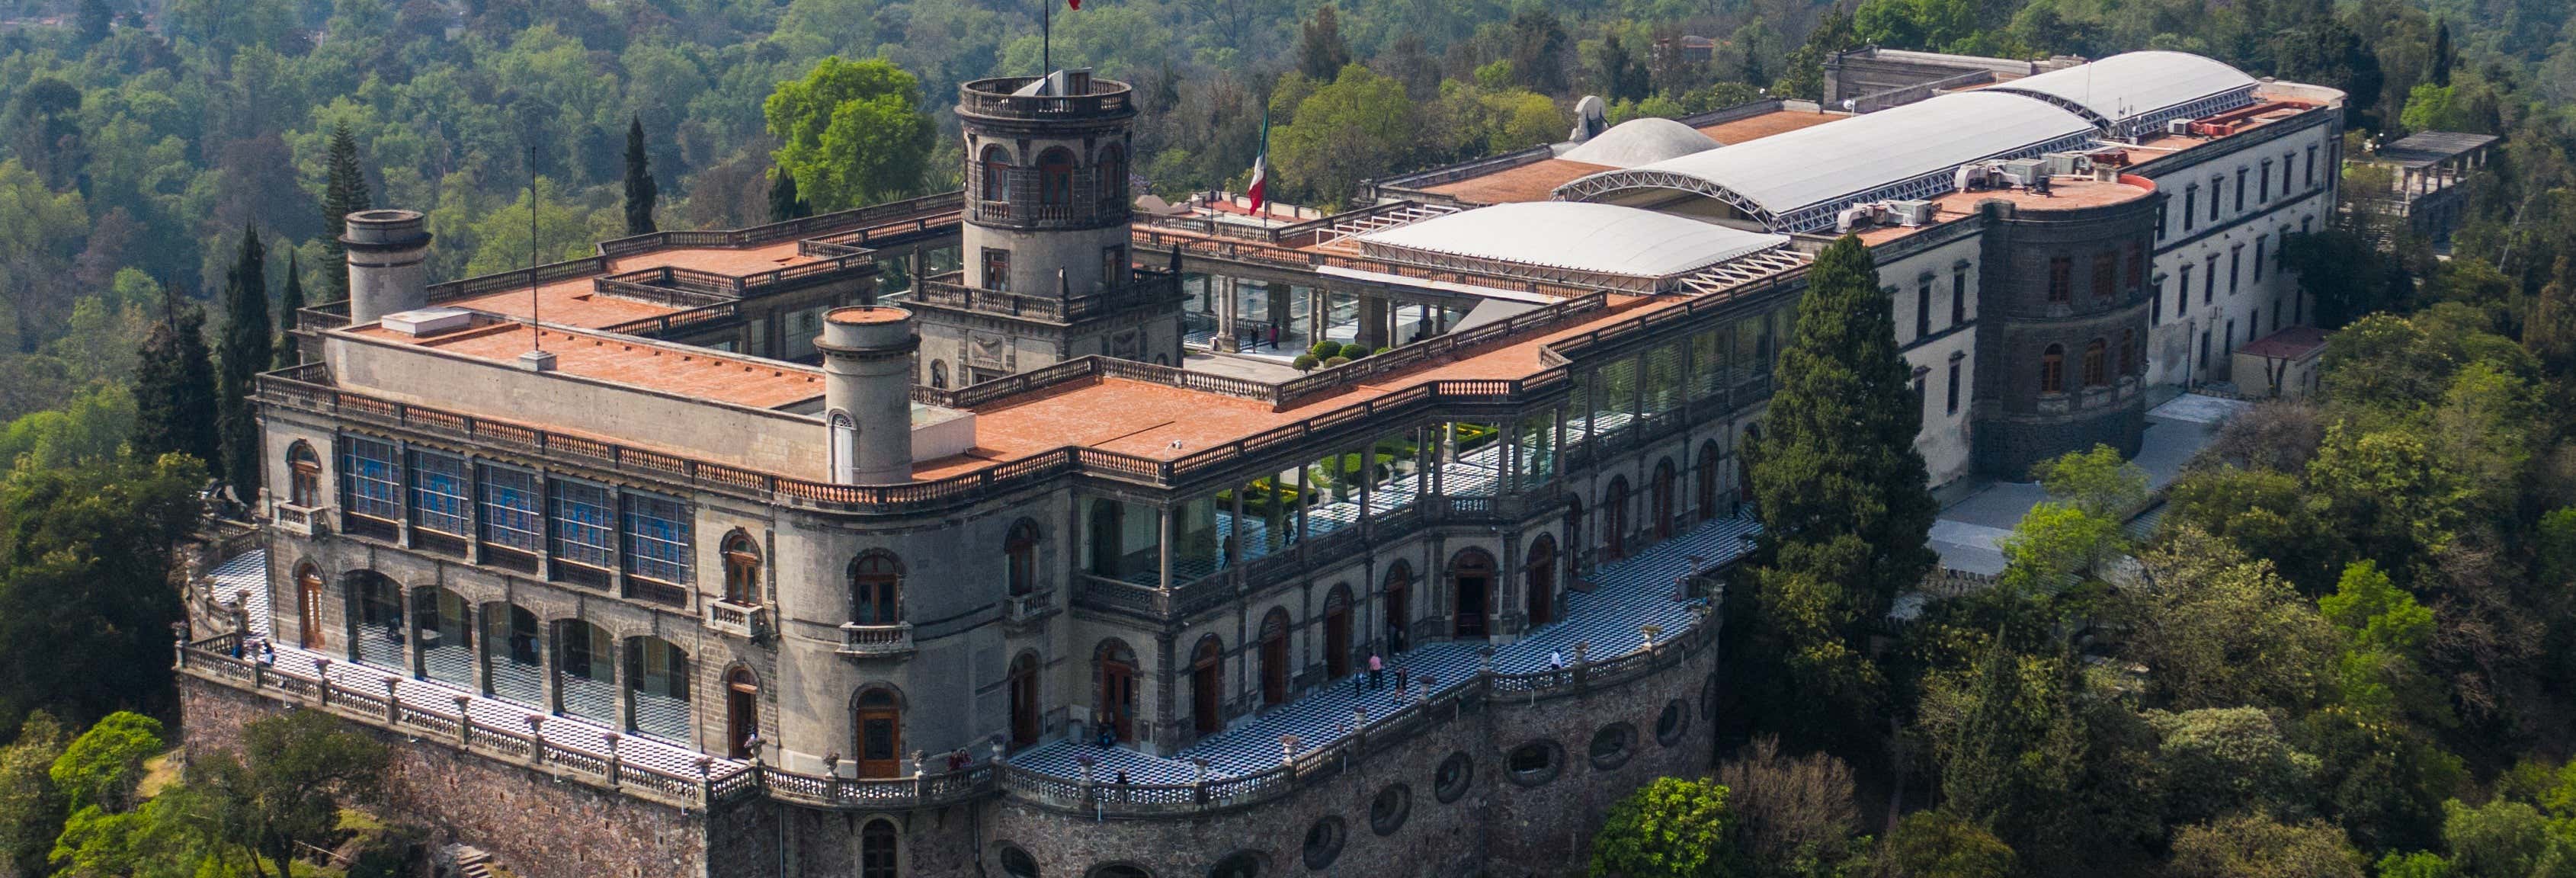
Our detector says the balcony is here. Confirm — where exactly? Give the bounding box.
[272,502,329,537]
[1004,589,1057,627]
[706,601,766,639]
[838,622,915,658]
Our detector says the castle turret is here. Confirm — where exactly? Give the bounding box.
[817,306,918,485]
[341,210,432,325]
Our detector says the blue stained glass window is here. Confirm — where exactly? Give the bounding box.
[409,451,471,535]
[340,437,402,521]
[622,492,693,584]
[478,465,543,553]
[549,479,616,570]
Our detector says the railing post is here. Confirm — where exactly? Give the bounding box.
[453,695,473,747]
[313,658,333,707]
[1192,758,1211,806]
[696,756,715,804]
[381,678,400,725]
[602,732,623,786]
[526,716,546,765]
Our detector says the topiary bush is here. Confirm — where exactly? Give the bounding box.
[1309,340,1344,359]
[1344,346,1373,360]
[1293,354,1321,372]
[1324,355,1352,367]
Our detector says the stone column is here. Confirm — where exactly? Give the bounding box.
[1357,296,1389,351]
[1215,275,1238,353]
[1265,282,1292,351]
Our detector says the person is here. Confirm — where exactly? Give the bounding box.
[1367,653,1383,690]
[260,638,276,665]
[1394,666,1409,693]
[1097,723,1118,748]
[1549,649,1565,670]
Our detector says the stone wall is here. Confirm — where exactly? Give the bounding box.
[181,679,716,878]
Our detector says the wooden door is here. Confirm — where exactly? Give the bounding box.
[1325,607,1350,678]
[297,568,325,649]
[854,691,901,778]
[1009,655,1040,748]
[726,673,759,759]
[1190,643,1222,735]
[1099,658,1136,742]
[1259,634,1287,707]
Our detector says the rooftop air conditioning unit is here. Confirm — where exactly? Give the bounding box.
[380,307,475,337]
[1835,203,1889,234]
[1999,158,2048,187]
[1956,162,2002,192]
[2166,118,2194,136]
[1887,200,1938,227]
[2042,152,2092,178]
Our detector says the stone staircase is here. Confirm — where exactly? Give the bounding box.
[454,846,497,878]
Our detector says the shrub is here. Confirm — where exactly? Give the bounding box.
[1309,340,1344,359]
[1324,355,1352,367]
[1344,346,1373,360]
[1293,354,1321,372]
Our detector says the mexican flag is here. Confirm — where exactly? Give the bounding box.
[1247,112,1270,215]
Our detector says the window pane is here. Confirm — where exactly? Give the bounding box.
[340,437,402,521]
[479,466,543,553]
[409,451,471,535]
[549,480,616,569]
[622,492,693,584]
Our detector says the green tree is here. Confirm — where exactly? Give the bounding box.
[214,227,271,490]
[77,0,114,44]
[273,255,303,371]
[1589,777,1737,878]
[2119,528,2334,710]
[2146,708,2321,825]
[131,300,221,473]
[2167,816,2364,878]
[1876,810,2014,878]
[623,117,658,236]
[0,159,90,354]
[761,57,936,213]
[194,710,388,877]
[2030,444,2148,518]
[1271,66,1419,207]
[1742,234,1937,736]
[1600,33,1651,103]
[1296,4,1351,82]
[767,171,810,223]
[50,712,164,815]
[2439,799,2565,878]
[0,453,207,735]
[0,713,66,877]
[2162,466,2341,589]
[1773,8,1859,101]
[318,127,370,303]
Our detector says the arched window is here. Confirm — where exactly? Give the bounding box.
[1450,548,1495,639]
[1651,459,1676,540]
[2084,338,2107,387]
[348,572,403,668]
[1696,441,1722,522]
[851,552,902,625]
[1322,585,1352,678]
[626,636,690,741]
[1097,143,1128,206]
[1038,148,1076,207]
[726,666,761,759]
[1095,639,1138,744]
[294,563,325,649]
[829,411,857,484]
[1601,477,1630,560]
[854,687,903,778]
[286,441,320,507]
[930,360,948,389]
[860,819,899,878]
[1008,652,1042,748]
[721,530,761,605]
[2040,344,2065,393]
[979,146,1014,201]
[554,620,617,724]
[1190,636,1224,735]
[412,587,473,685]
[1383,562,1412,652]
[1005,519,1040,597]
[1525,535,1557,627]
[1258,609,1290,707]
[484,604,542,705]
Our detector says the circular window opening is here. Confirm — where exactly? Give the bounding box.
[1302,816,1347,870]
[1090,866,1153,878]
[1433,751,1474,803]
[1655,700,1688,747]
[1701,673,1720,721]
[1589,723,1638,770]
[1506,741,1563,787]
[1369,783,1412,835]
[1207,851,1264,878]
[1000,845,1043,878]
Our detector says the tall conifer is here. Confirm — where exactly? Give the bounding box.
[320,127,372,302]
[624,116,659,236]
[767,171,809,222]
[133,292,221,473]
[216,228,272,493]
[275,252,305,370]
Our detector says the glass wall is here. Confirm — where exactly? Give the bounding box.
[1643,344,1684,418]
[1172,494,1223,583]
[626,636,690,741]
[1516,410,1559,492]
[1689,329,1726,401]
[485,604,543,707]
[1365,428,1421,518]
[1594,360,1639,437]
[1080,496,1160,586]
[1436,422,1505,496]
[413,587,474,686]
[556,620,617,724]
[1306,449,1365,538]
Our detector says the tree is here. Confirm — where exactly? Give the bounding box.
[1296,4,1350,82]
[2438,799,2564,878]
[0,713,66,878]
[1507,10,1570,93]
[1270,66,1419,207]
[1590,777,1737,878]
[1876,810,2014,878]
[2145,708,2321,825]
[273,254,303,371]
[194,710,388,877]
[0,453,207,735]
[1741,235,1937,737]
[1715,737,1861,874]
[2119,527,2334,710]
[1600,33,1651,104]
[319,127,371,303]
[130,299,220,473]
[50,712,164,815]
[2031,444,2148,518]
[215,228,271,492]
[0,159,89,354]
[767,171,810,223]
[623,117,658,236]
[2526,258,2575,384]
[2162,466,2341,589]
[761,57,936,213]
[2167,816,2363,878]
[77,0,114,44]
[2429,19,2453,88]
[1773,8,1859,101]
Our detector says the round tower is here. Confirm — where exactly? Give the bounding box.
[341,209,433,325]
[817,306,919,485]
[955,69,1137,299]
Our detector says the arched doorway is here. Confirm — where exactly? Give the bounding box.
[860,818,899,878]
[726,667,760,758]
[854,687,902,778]
[1006,519,1040,596]
[1383,562,1411,654]
[346,572,402,668]
[1323,585,1352,678]
[554,620,617,724]
[1697,441,1722,522]
[286,442,320,507]
[295,564,324,649]
[413,587,473,685]
[1652,458,1676,540]
[1525,536,1557,627]
[1190,636,1223,735]
[721,531,761,605]
[1009,652,1042,748]
[1095,640,1138,744]
[484,604,542,706]
[1602,478,1630,560]
[1258,610,1290,707]
[1450,549,1495,639]
[626,636,689,741]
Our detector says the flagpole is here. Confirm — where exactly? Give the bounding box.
[1041,0,1050,75]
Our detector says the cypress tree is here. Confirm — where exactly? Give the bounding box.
[767,171,809,222]
[624,116,659,235]
[320,127,372,302]
[133,292,221,473]
[216,227,272,492]
[275,252,305,370]
[1739,234,1937,740]
[2430,19,2453,88]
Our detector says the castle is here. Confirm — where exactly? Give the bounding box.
[176,50,2342,878]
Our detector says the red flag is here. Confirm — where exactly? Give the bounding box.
[1247,112,1270,215]
[1067,0,1079,9]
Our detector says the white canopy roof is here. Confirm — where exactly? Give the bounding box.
[1556,91,2095,226]
[1559,117,1723,168]
[1988,51,2257,127]
[1357,201,1786,283]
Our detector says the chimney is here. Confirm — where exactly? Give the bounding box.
[816,306,919,485]
[341,210,433,325]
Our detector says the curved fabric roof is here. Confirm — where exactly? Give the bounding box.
[1356,201,1786,287]
[1559,117,1723,168]
[1555,91,2096,230]
[1987,51,2257,128]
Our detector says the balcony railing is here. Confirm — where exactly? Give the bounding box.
[957,75,1135,120]
[272,502,328,537]
[1004,589,1057,626]
[838,622,915,657]
[909,270,1177,325]
[706,600,765,639]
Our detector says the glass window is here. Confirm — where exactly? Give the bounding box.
[478,465,543,553]
[1914,281,1931,338]
[2084,338,2107,386]
[982,248,1010,293]
[549,479,616,570]
[621,492,692,584]
[2091,252,2116,301]
[2041,344,2065,393]
[1950,268,1967,325]
[1945,358,1961,414]
[2183,185,2197,231]
[2254,236,2268,283]
[339,437,402,521]
[2177,266,2191,316]
[2047,258,2071,303]
[2234,168,2247,211]
[409,450,470,536]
